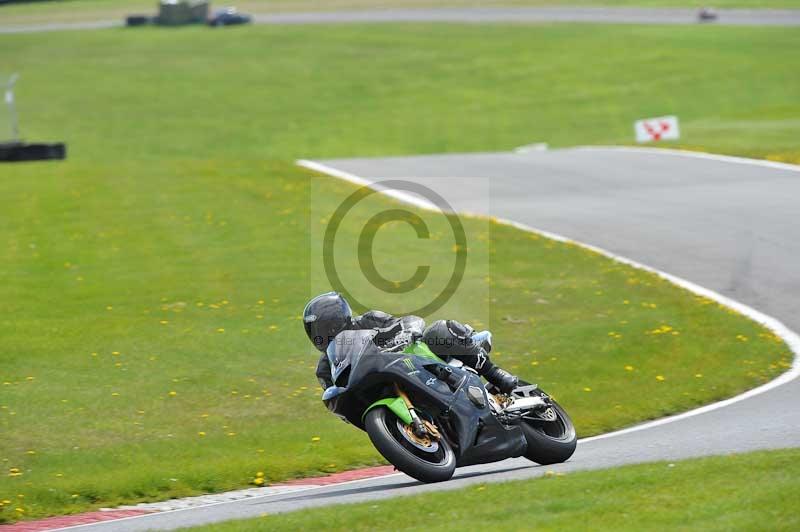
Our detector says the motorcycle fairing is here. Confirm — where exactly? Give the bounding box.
[362,396,413,425]
[323,331,528,466]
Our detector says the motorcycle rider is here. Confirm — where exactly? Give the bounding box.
[303,291,519,394]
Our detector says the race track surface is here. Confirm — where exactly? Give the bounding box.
[2,7,800,34]
[252,7,800,25]
[60,147,800,531]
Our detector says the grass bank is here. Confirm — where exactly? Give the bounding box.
[1,24,799,163]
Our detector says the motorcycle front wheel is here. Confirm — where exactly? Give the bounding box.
[364,407,456,483]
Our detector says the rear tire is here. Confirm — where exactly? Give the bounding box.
[521,398,577,465]
[364,407,455,483]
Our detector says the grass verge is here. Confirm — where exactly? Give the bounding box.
[0,22,796,521]
[0,24,799,163]
[184,448,800,531]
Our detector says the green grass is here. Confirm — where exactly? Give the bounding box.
[185,448,800,531]
[2,0,800,27]
[2,24,799,163]
[0,23,797,522]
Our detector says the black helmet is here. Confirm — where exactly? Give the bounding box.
[303,292,353,352]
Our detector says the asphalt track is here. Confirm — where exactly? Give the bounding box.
[2,6,800,33]
[60,147,800,531]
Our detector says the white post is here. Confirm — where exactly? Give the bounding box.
[4,73,20,142]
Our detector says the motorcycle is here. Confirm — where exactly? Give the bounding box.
[321,329,577,483]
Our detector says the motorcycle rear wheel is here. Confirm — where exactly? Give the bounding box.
[364,407,456,483]
[520,398,577,465]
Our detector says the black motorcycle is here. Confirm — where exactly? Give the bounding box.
[321,329,577,483]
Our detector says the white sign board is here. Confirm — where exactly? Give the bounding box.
[634,115,679,143]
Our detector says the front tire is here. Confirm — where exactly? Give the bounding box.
[364,407,455,483]
[521,398,577,465]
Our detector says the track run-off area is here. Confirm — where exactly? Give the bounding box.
[26,146,799,531]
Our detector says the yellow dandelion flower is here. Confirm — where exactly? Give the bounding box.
[256,471,264,478]
[198,432,206,437]
[160,320,169,325]
[583,387,592,392]
[217,328,225,333]
[253,477,265,486]
[168,391,177,396]
[311,436,321,442]
[695,373,703,378]
[624,365,634,371]
[656,375,665,381]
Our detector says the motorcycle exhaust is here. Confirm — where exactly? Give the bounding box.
[504,395,547,412]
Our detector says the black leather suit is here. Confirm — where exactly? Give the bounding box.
[315,310,495,390]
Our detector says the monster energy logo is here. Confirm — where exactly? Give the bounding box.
[402,358,415,370]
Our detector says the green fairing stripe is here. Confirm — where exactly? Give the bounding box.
[403,341,444,362]
[363,397,413,425]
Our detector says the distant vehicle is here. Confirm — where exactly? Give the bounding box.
[698,7,718,22]
[208,7,252,26]
[125,15,152,27]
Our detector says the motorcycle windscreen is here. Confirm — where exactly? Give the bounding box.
[326,329,378,385]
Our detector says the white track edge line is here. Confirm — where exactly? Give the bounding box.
[297,157,800,444]
[576,145,800,173]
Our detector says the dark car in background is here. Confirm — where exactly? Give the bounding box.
[208,7,252,26]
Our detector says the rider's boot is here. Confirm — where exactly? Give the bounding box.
[484,365,519,394]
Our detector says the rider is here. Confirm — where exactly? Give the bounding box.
[303,291,519,394]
